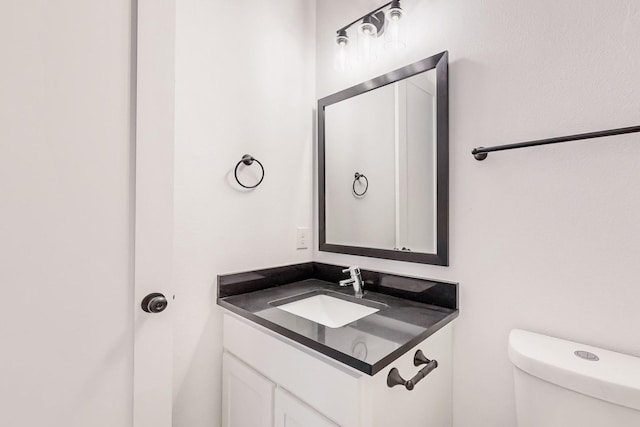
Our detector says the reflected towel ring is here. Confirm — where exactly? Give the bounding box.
[234,154,264,189]
[352,172,368,197]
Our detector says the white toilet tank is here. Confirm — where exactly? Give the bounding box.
[509,329,640,427]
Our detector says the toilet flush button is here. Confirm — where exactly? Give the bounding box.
[574,350,599,361]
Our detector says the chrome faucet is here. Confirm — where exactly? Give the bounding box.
[339,266,364,298]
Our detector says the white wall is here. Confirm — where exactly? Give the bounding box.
[173,1,316,426]
[316,1,640,426]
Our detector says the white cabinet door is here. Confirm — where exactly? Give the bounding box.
[275,388,339,427]
[223,352,275,427]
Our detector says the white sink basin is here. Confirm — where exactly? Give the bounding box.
[275,293,380,328]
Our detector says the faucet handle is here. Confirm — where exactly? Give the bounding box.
[342,266,360,274]
[338,279,354,287]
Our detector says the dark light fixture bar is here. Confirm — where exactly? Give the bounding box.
[337,1,393,33]
[334,0,406,70]
[471,125,640,161]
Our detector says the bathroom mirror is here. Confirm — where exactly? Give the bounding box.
[318,51,448,265]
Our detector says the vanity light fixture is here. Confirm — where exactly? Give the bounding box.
[334,0,406,70]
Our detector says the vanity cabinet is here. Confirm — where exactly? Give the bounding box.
[222,352,337,427]
[221,312,453,427]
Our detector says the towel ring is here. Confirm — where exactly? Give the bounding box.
[234,154,264,189]
[352,172,368,197]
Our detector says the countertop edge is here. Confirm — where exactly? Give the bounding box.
[217,297,458,376]
[370,309,459,375]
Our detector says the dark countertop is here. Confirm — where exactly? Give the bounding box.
[217,262,458,376]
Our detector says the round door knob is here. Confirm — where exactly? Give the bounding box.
[141,293,168,313]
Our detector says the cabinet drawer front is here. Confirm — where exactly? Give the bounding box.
[222,352,275,427]
[223,313,362,427]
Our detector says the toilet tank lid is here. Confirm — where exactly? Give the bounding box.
[509,329,640,412]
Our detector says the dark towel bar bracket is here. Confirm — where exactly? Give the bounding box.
[386,350,438,391]
[472,125,640,161]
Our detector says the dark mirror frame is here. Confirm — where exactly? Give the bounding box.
[318,51,449,265]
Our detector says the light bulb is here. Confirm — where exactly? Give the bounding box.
[334,30,351,71]
[385,1,406,50]
[387,0,404,20]
[359,23,376,36]
[358,16,378,63]
[336,30,349,47]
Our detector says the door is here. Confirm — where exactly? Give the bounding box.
[222,352,275,427]
[274,388,338,427]
[0,1,174,426]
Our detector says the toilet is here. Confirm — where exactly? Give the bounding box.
[509,329,640,427]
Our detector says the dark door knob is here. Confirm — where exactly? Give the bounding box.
[141,293,168,313]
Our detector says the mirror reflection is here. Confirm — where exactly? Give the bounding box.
[325,69,437,253]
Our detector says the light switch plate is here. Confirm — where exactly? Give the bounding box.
[296,227,309,249]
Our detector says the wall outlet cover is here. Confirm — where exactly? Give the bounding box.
[296,227,309,249]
